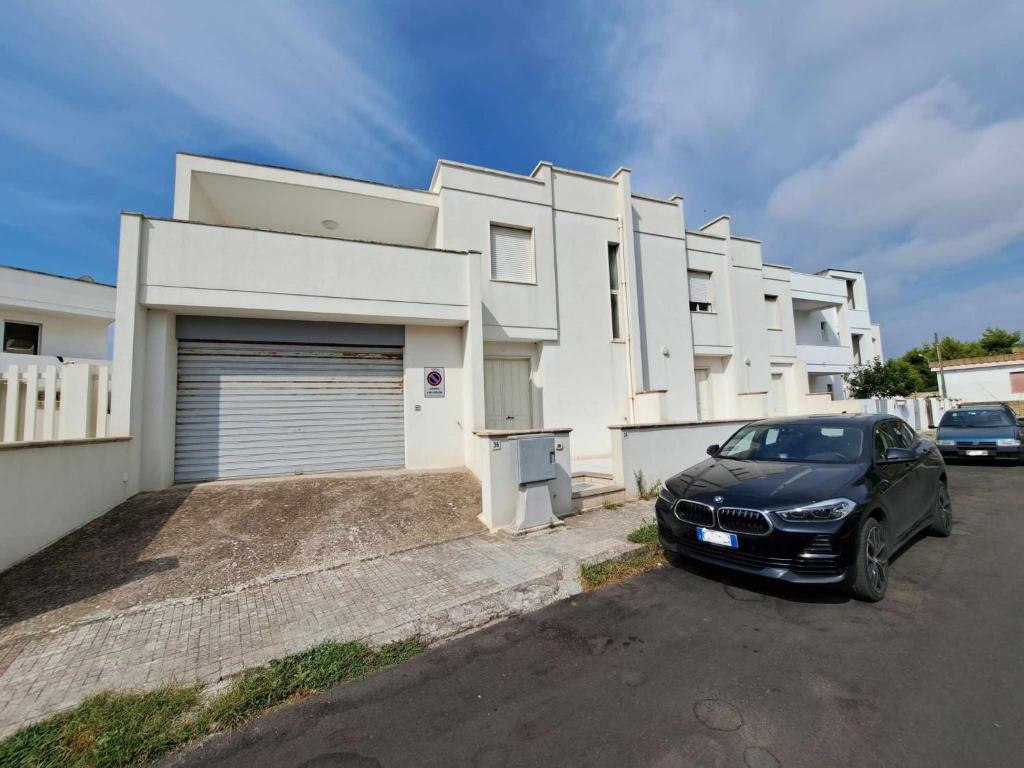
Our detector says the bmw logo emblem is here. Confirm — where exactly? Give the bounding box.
[713,495,724,504]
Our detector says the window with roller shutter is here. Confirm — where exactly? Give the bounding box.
[688,270,713,312]
[490,225,535,283]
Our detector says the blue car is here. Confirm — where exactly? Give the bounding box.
[935,404,1024,463]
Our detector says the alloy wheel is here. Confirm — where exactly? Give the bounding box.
[937,487,952,531]
[865,525,888,596]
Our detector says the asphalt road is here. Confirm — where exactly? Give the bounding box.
[167,463,1024,768]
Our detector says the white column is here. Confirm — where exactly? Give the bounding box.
[140,310,177,490]
[22,364,39,441]
[3,365,20,442]
[58,364,93,440]
[111,213,147,495]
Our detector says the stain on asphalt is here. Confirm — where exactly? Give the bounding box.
[295,754,381,768]
[744,745,781,768]
[618,668,648,687]
[471,745,509,767]
[725,584,767,602]
[693,699,745,731]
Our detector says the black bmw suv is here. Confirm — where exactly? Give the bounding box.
[656,414,951,601]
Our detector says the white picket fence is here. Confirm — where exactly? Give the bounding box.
[0,363,111,443]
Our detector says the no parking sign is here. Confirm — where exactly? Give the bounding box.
[424,367,445,398]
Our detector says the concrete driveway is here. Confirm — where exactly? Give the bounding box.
[0,469,482,638]
[168,463,1024,767]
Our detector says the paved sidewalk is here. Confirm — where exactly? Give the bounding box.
[0,502,652,738]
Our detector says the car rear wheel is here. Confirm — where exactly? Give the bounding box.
[848,517,888,602]
[928,483,953,537]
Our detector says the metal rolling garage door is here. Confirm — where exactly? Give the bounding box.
[175,340,404,482]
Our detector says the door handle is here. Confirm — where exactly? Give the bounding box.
[506,415,515,420]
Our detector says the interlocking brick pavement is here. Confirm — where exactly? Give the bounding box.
[0,502,652,738]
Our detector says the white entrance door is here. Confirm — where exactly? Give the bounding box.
[695,369,713,421]
[771,372,787,416]
[484,358,533,429]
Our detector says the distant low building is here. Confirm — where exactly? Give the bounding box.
[931,347,1024,403]
[0,265,115,370]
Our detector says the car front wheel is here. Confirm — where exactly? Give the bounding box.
[848,517,888,602]
[928,483,953,537]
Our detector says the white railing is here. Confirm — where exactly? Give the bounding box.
[0,363,111,443]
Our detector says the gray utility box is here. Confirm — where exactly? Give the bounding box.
[513,435,556,485]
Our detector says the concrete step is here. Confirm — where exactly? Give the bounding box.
[571,479,626,513]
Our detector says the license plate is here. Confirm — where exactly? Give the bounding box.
[966,449,989,456]
[697,527,738,548]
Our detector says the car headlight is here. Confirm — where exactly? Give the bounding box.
[658,486,678,504]
[997,438,1022,447]
[936,439,956,447]
[774,498,857,522]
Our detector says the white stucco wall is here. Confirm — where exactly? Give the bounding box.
[404,325,465,469]
[0,438,132,572]
[611,420,749,498]
[938,362,1024,402]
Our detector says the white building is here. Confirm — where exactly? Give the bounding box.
[791,268,883,399]
[931,350,1024,403]
[1,265,115,370]
[111,153,881,502]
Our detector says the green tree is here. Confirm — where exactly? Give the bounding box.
[936,336,985,361]
[979,327,1022,355]
[901,343,938,391]
[845,357,922,398]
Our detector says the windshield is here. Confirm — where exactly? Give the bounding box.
[939,409,1014,428]
[718,423,864,464]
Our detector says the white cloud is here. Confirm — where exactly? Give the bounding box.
[601,1,1024,354]
[767,82,1024,291]
[6,0,430,178]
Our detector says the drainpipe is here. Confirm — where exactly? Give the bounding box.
[619,214,637,423]
[614,167,641,423]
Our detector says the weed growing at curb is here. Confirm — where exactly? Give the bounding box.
[633,470,662,500]
[626,522,659,544]
[0,639,424,768]
[581,521,665,591]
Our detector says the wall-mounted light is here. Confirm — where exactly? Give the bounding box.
[321,219,339,230]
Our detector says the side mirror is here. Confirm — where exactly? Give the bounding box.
[706,444,720,457]
[927,424,936,430]
[882,447,916,463]
[1017,419,1024,427]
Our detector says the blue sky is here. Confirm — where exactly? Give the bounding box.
[1,0,1022,356]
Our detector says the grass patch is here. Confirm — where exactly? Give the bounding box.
[581,521,665,591]
[580,546,664,591]
[626,522,659,544]
[0,639,424,768]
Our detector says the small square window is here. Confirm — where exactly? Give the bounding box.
[3,321,40,355]
[490,225,535,283]
[1011,371,1024,394]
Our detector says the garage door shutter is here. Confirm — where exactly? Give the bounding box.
[175,341,404,482]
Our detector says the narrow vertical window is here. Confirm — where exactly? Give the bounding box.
[846,279,857,309]
[820,321,829,343]
[608,243,622,339]
[764,295,780,329]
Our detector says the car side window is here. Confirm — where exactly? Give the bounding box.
[874,424,896,461]
[895,421,917,447]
